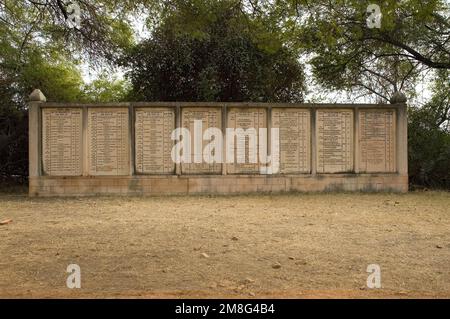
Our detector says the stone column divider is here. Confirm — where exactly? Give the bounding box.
[396,102,408,176]
[129,103,135,176]
[221,104,228,175]
[82,105,89,176]
[354,107,360,174]
[175,104,182,176]
[310,105,317,175]
[28,89,46,179]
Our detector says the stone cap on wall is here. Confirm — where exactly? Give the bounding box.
[35,101,407,109]
[29,89,47,102]
[29,89,408,108]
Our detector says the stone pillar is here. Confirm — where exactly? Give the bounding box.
[175,105,182,176]
[354,107,360,174]
[310,106,317,175]
[28,89,46,179]
[396,102,408,176]
[221,104,227,175]
[391,92,409,189]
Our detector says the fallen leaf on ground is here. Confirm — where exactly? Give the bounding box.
[0,219,13,225]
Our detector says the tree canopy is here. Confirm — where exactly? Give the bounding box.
[242,0,450,102]
[121,0,306,102]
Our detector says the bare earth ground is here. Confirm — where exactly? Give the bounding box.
[0,192,449,299]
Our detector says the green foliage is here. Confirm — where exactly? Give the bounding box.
[408,70,450,189]
[0,0,140,181]
[0,0,147,63]
[83,74,131,102]
[0,46,86,180]
[409,107,450,189]
[263,0,450,101]
[21,51,86,103]
[0,108,28,183]
[122,0,306,102]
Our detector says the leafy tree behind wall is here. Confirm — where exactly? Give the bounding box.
[248,0,450,102]
[0,0,139,182]
[0,44,87,182]
[122,0,306,102]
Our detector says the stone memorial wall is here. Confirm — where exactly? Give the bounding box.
[29,94,408,196]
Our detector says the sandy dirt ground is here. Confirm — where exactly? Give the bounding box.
[0,192,449,299]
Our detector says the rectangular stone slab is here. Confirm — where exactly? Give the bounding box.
[316,109,354,173]
[87,108,130,176]
[181,107,222,174]
[359,109,396,173]
[42,108,83,176]
[272,108,311,174]
[135,108,175,174]
[227,108,267,174]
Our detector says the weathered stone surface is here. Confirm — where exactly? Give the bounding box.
[272,108,310,173]
[316,109,354,173]
[359,110,396,173]
[28,97,408,196]
[29,89,46,102]
[87,108,130,176]
[135,108,175,174]
[227,108,267,174]
[181,107,222,174]
[390,91,407,104]
[42,108,83,176]
[29,174,408,197]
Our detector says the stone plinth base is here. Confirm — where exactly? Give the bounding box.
[29,174,408,197]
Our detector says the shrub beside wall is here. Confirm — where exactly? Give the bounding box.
[0,108,28,185]
[408,106,450,189]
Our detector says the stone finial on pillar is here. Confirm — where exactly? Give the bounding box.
[390,91,407,104]
[29,89,47,102]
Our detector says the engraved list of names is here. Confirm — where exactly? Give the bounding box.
[272,109,311,173]
[181,108,222,174]
[359,110,396,172]
[135,108,175,174]
[88,108,130,175]
[317,110,354,173]
[42,108,83,176]
[227,108,267,174]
